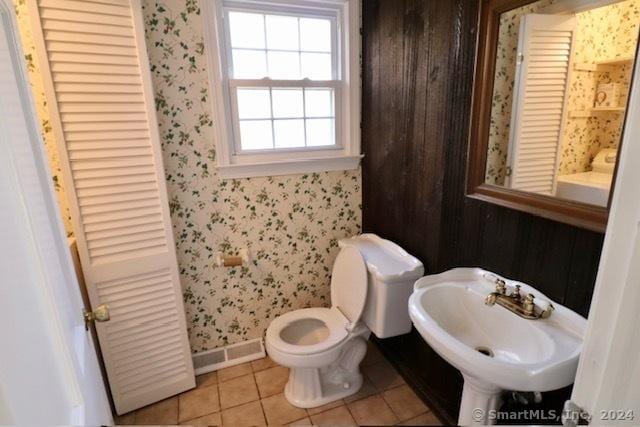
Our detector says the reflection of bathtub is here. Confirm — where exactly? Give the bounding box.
[556,172,613,207]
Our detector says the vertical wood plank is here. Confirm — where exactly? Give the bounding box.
[362,0,605,423]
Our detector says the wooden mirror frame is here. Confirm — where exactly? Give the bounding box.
[466,0,615,233]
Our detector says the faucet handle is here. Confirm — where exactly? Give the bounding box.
[512,285,522,300]
[485,294,497,306]
[523,293,535,316]
[495,279,506,294]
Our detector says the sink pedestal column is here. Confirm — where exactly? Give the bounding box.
[459,374,502,426]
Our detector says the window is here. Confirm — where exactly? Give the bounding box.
[203,0,361,179]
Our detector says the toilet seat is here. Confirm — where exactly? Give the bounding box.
[267,247,368,357]
[266,307,349,356]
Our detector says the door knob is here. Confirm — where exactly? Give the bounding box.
[83,304,110,330]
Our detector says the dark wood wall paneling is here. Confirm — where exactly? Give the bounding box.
[361,1,605,424]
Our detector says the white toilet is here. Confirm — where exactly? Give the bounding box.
[265,234,424,408]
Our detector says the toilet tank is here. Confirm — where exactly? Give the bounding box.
[339,234,424,338]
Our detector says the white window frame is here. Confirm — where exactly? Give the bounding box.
[202,0,361,179]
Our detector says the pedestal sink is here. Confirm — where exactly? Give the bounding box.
[408,268,586,426]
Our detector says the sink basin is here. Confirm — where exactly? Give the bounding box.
[409,268,586,425]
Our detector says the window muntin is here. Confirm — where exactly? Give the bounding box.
[233,86,336,150]
[224,6,339,152]
[227,11,334,80]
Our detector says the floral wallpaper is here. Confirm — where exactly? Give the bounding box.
[13,0,73,235]
[485,0,640,185]
[13,0,362,353]
[558,0,639,175]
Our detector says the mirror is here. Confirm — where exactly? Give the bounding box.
[468,0,640,232]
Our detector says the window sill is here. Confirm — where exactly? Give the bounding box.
[217,154,362,179]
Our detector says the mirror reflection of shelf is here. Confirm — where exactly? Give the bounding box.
[569,107,626,118]
[574,57,634,72]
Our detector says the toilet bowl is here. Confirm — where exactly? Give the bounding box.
[265,234,424,408]
[266,307,370,407]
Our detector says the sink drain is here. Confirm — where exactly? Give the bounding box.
[475,346,494,357]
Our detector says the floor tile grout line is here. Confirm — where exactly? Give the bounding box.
[306,401,344,422]
[343,399,359,425]
[379,390,408,424]
[378,384,436,424]
[380,392,400,425]
[257,392,269,426]
[218,372,292,414]
[398,410,434,425]
[252,371,271,426]
[251,360,277,374]
[176,392,181,424]
[125,354,423,426]
[215,380,222,421]
[177,383,221,424]
[288,412,311,425]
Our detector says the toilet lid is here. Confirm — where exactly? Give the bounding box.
[330,246,368,326]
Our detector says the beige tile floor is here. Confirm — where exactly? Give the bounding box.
[114,341,443,426]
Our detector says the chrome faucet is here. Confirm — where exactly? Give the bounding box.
[484,278,554,320]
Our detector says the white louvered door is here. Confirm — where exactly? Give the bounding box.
[506,14,576,195]
[26,0,195,414]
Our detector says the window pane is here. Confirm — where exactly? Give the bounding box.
[274,119,305,148]
[300,18,331,52]
[229,12,265,49]
[239,120,273,150]
[272,89,303,118]
[305,89,333,117]
[237,89,271,119]
[232,50,267,79]
[301,53,332,80]
[266,15,299,50]
[267,51,301,79]
[306,118,335,147]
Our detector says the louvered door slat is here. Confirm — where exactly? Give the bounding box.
[51,62,140,74]
[44,31,136,47]
[108,320,180,344]
[63,113,148,122]
[80,196,159,214]
[27,0,195,414]
[83,214,163,234]
[40,9,133,26]
[48,42,138,57]
[82,0,132,6]
[60,103,146,113]
[50,52,139,65]
[506,14,576,195]
[40,0,132,16]
[74,164,155,179]
[117,352,185,378]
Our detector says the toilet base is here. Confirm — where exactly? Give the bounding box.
[284,367,364,408]
[282,337,368,408]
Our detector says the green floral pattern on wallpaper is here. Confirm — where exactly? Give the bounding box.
[558,0,639,175]
[485,0,640,184]
[13,0,361,353]
[141,0,361,352]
